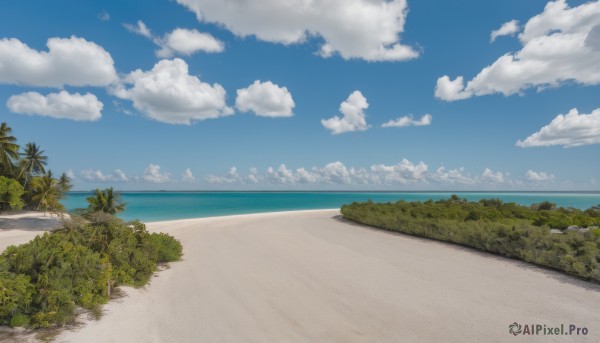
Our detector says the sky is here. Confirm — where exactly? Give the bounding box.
[0,0,599,191]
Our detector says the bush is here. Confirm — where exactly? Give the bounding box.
[341,197,600,283]
[0,215,182,328]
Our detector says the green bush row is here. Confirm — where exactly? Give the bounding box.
[341,197,600,283]
[0,215,182,328]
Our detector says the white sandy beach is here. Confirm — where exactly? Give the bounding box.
[1,209,600,342]
[0,211,66,252]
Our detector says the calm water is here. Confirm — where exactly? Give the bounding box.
[61,192,600,222]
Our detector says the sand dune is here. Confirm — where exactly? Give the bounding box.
[44,209,599,342]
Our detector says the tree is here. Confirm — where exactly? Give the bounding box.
[29,171,64,212]
[0,123,20,175]
[57,172,73,193]
[86,188,126,215]
[0,176,24,211]
[19,143,47,187]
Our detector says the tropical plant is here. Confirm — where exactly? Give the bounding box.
[86,188,126,215]
[19,142,47,186]
[57,172,73,193]
[0,123,20,175]
[0,216,182,328]
[29,171,64,212]
[0,176,24,211]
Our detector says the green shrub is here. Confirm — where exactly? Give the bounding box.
[0,215,182,328]
[341,197,600,283]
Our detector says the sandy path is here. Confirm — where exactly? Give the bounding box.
[0,211,65,251]
[45,209,599,342]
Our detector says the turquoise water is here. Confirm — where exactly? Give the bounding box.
[61,192,600,222]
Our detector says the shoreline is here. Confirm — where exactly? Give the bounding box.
[2,209,599,342]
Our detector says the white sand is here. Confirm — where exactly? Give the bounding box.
[0,211,66,251]
[40,209,599,343]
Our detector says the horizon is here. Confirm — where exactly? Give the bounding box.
[1,0,599,192]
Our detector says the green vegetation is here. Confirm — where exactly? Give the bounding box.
[0,122,70,213]
[341,197,600,282]
[0,215,182,328]
[86,187,127,215]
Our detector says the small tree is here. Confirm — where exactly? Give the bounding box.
[86,188,126,215]
[0,176,24,211]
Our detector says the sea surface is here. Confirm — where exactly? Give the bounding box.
[61,192,600,222]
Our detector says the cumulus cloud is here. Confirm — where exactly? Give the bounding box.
[0,36,117,87]
[81,169,130,183]
[481,168,508,183]
[321,91,370,134]
[235,80,295,117]
[158,28,224,57]
[112,58,233,125]
[526,170,555,181]
[382,114,432,128]
[125,20,224,57]
[431,167,474,185]
[142,164,172,183]
[7,91,103,121]
[435,0,600,101]
[182,168,197,183]
[490,20,520,42]
[517,108,600,148]
[206,166,243,184]
[176,0,418,62]
[205,160,531,188]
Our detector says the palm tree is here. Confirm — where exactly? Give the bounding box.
[57,172,73,193]
[0,123,20,175]
[86,187,126,215]
[30,170,64,212]
[19,142,47,186]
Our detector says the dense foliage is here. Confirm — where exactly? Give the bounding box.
[0,122,70,212]
[0,215,182,328]
[341,196,600,283]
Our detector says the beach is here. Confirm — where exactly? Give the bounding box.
[1,209,599,342]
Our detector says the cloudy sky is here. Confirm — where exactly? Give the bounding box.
[1,0,599,191]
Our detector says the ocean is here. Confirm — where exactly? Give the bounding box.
[61,192,600,222]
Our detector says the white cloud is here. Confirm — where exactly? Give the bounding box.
[206,166,243,184]
[517,108,600,148]
[182,168,197,183]
[370,159,429,184]
[113,58,233,125]
[142,164,172,183]
[434,76,471,101]
[382,114,432,128]
[176,0,418,62]
[7,91,103,121]
[235,80,295,117]
[158,28,224,57]
[435,0,600,101]
[481,168,508,183]
[125,21,224,57]
[321,91,370,134]
[490,20,520,43]
[0,36,117,87]
[124,20,152,39]
[81,169,130,183]
[526,170,555,181]
[98,11,110,21]
[431,167,474,185]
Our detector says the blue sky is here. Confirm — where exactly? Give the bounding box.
[0,0,599,191]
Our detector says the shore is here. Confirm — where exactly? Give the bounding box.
[2,209,599,342]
